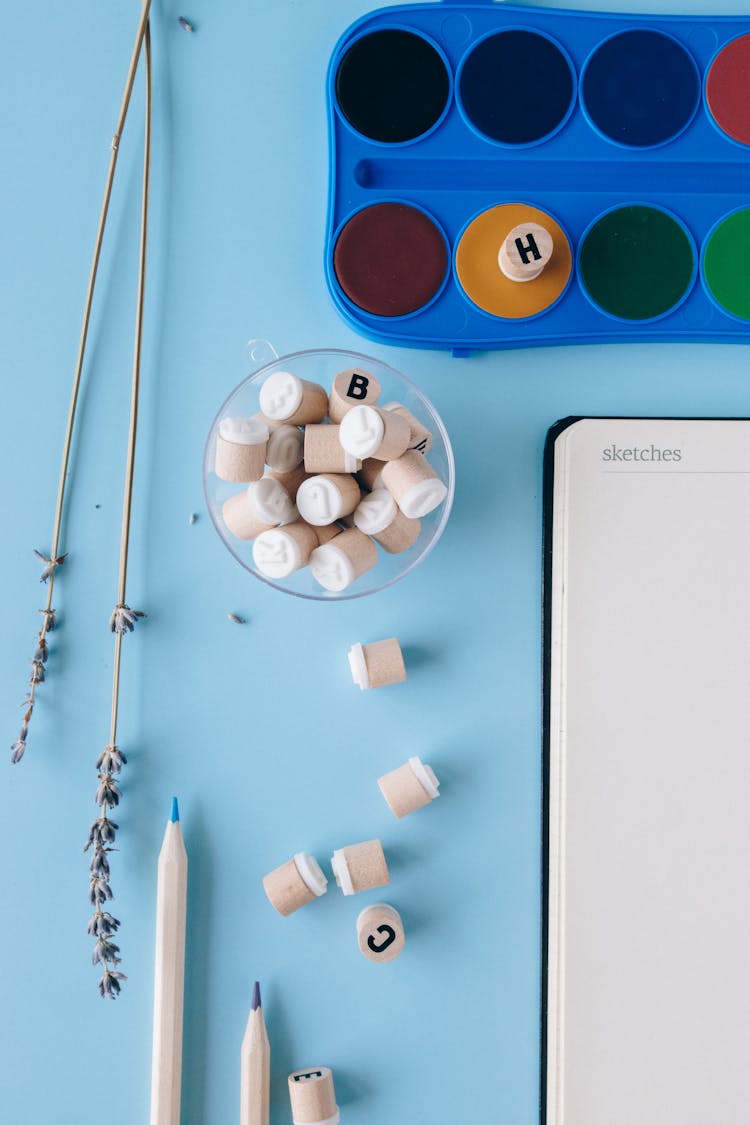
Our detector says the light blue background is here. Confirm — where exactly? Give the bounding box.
[2,2,750,1123]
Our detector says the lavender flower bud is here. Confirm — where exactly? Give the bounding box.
[98,969,127,999]
[10,738,26,764]
[84,816,119,852]
[95,774,121,808]
[34,550,67,583]
[89,848,111,880]
[95,745,127,774]
[109,604,146,635]
[92,937,121,966]
[87,911,121,937]
[29,661,45,685]
[89,876,113,906]
[34,638,49,664]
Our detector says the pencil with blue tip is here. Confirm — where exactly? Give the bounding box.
[241,981,270,1125]
[149,798,188,1125]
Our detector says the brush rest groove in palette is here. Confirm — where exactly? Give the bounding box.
[325,2,750,354]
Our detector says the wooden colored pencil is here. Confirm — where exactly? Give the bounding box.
[241,981,271,1125]
[149,798,188,1125]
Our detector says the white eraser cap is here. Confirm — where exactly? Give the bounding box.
[310,543,356,592]
[252,528,302,579]
[409,756,440,800]
[398,478,448,519]
[348,643,369,690]
[330,849,354,895]
[293,852,328,898]
[259,371,303,420]
[250,476,296,525]
[353,488,397,535]
[297,476,345,526]
[219,416,269,445]
[339,405,385,459]
[265,425,304,471]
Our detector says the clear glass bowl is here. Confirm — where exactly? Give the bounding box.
[203,340,455,601]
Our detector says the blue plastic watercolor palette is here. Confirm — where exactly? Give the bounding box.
[325,2,750,353]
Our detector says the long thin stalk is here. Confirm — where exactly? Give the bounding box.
[13,0,153,764]
[110,9,153,745]
[89,16,153,1000]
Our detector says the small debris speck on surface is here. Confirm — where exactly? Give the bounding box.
[227,613,246,626]
[178,15,194,32]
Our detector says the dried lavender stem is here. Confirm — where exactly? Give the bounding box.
[92,17,153,998]
[14,0,152,765]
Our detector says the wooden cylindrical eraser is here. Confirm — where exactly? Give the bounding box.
[252,521,318,579]
[331,839,389,896]
[214,417,269,482]
[328,367,381,424]
[259,371,328,425]
[356,458,386,492]
[348,638,406,690]
[357,903,405,963]
[297,474,361,526]
[310,528,377,592]
[378,756,440,818]
[288,1067,339,1125]
[304,425,361,474]
[380,401,433,455]
[381,451,448,518]
[265,424,304,472]
[263,853,328,917]
[353,488,421,554]
[339,404,410,462]
[269,465,311,503]
[498,222,554,282]
[222,477,295,541]
[312,522,343,546]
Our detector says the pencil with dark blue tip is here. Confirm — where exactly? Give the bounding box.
[241,980,270,1125]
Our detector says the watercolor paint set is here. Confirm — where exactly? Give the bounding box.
[325,2,750,353]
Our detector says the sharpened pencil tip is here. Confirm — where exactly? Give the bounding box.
[170,797,180,823]
[252,981,261,1011]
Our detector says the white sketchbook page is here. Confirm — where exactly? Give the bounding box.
[546,418,750,1125]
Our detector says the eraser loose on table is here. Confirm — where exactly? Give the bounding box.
[310,528,377,591]
[304,424,361,474]
[328,367,381,423]
[381,451,448,518]
[356,903,405,963]
[380,402,433,455]
[348,638,406,690]
[259,371,328,426]
[252,522,318,579]
[265,424,304,473]
[297,473,361,526]
[498,222,554,282]
[339,404,410,461]
[262,853,328,916]
[288,1067,339,1125]
[353,489,420,554]
[215,417,269,482]
[331,839,389,895]
[222,478,296,541]
[378,756,440,818]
